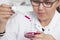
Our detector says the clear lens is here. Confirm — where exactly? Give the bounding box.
[43,2,52,7]
[31,0,57,8]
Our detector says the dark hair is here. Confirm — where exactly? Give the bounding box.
[57,6,60,13]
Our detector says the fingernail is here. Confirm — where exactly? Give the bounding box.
[9,7,11,9]
[11,10,15,13]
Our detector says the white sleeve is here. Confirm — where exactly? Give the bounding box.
[0,14,19,40]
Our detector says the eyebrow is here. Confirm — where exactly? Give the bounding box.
[32,0,56,1]
[44,0,55,1]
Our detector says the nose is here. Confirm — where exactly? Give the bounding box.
[38,3,44,11]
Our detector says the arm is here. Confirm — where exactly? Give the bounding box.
[0,4,14,33]
[0,4,14,40]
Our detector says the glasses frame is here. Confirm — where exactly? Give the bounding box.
[30,0,59,8]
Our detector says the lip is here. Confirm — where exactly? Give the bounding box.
[38,12,45,16]
[38,12,45,14]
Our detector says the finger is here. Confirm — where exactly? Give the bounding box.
[0,14,12,20]
[31,37,42,40]
[0,4,11,8]
[0,13,13,19]
[0,14,12,17]
[0,7,12,12]
[0,11,14,15]
[34,33,45,39]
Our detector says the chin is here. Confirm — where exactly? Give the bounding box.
[38,17,48,21]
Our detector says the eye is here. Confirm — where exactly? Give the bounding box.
[33,0,39,4]
[44,2,53,5]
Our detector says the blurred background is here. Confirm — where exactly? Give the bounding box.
[0,0,33,13]
[0,0,31,5]
[0,0,60,13]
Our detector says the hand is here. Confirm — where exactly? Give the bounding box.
[31,32,56,40]
[0,4,15,32]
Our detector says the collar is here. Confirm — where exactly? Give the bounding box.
[33,10,60,32]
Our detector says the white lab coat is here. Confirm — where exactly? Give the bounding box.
[0,10,60,40]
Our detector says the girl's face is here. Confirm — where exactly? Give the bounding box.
[31,0,59,21]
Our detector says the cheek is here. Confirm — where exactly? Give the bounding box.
[33,7,39,13]
[45,8,55,20]
[46,4,57,17]
[50,2,58,13]
[46,8,52,16]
